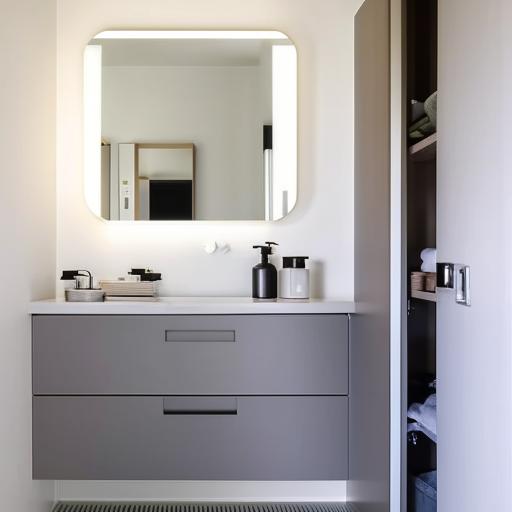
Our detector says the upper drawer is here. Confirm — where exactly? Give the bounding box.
[33,314,348,395]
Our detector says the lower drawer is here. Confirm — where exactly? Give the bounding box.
[33,395,348,480]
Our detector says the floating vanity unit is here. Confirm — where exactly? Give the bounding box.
[30,298,355,481]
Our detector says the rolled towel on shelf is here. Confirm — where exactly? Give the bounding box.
[420,247,437,273]
[408,116,434,139]
[408,91,437,140]
[424,91,438,128]
[410,99,425,123]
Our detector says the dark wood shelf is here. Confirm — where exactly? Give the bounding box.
[409,132,437,162]
[410,289,437,302]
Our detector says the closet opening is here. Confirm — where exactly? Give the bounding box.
[405,0,438,510]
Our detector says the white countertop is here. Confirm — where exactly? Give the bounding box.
[29,297,356,315]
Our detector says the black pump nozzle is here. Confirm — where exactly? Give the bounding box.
[252,242,278,264]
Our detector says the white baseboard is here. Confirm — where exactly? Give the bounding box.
[54,481,347,502]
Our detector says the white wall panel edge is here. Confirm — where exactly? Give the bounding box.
[389,0,405,510]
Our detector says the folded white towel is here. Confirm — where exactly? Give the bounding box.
[420,247,437,273]
[408,393,437,443]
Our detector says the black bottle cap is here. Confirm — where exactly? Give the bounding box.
[129,268,147,275]
[282,256,309,269]
[129,268,162,281]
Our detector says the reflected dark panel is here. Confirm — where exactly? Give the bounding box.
[149,180,193,220]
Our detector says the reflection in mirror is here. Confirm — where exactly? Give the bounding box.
[84,31,297,221]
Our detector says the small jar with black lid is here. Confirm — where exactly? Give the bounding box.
[279,256,310,299]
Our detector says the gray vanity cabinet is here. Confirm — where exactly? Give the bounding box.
[32,314,350,480]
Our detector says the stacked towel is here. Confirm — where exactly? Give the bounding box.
[420,248,437,273]
[409,91,438,140]
[410,100,425,123]
[408,393,437,443]
[424,91,437,127]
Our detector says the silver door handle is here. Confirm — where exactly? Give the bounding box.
[456,265,471,307]
[437,262,471,306]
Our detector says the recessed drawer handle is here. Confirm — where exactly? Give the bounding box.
[165,330,235,343]
[163,397,238,415]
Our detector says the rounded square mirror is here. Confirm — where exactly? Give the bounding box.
[84,30,297,221]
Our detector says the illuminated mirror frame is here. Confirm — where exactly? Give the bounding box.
[84,30,297,221]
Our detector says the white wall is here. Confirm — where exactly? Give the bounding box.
[0,1,56,511]
[103,65,265,220]
[55,0,362,501]
[56,0,361,300]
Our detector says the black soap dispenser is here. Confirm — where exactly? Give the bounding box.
[252,242,278,299]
